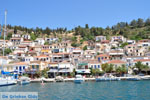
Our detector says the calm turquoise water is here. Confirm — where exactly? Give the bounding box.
[0,81,150,100]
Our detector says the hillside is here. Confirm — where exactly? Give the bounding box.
[0,18,150,43]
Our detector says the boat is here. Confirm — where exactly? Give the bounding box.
[18,77,31,85]
[0,77,17,86]
[0,10,17,87]
[55,76,64,82]
[74,75,84,83]
[96,74,120,82]
[126,76,141,81]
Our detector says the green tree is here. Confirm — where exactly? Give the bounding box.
[30,33,36,41]
[91,68,100,76]
[83,46,87,51]
[41,68,49,78]
[14,26,17,34]
[134,61,144,74]
[145,18,150,26]
[130,19,137,28]
[3,48,12,55]
[142,65,149,75]
[85,24,89,29]
[71,43,80,47]
[120,42,128,48]
[106,64,114,73]
[44,42,49,45]
[137,18,144,28]
[101,63,109,72]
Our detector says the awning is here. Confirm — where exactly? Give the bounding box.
[47,69,58,73]
[58,69,71,73]
[1,70,11,75]
[78,63,88,66]
[76,69,90,74]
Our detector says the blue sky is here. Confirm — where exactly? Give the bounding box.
[0,0,150,30]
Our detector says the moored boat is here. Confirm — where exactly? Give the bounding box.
[74,75,84,83]
[0,77,17,86]
[18,77,31,85]
[96,74,120,82]
[126,76,141,81]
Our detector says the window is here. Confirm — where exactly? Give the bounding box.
[98,65,100,68]
[146,63,149,65]
[16,67,18,70]
[37,65,39,70]
[94,65,97,69]
[23,66,25,70]
[98,57,100,61]
[91,65,93,68]
[19,66,22,71]
[32,65,35,69]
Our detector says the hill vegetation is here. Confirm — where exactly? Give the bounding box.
[1,18,150,43]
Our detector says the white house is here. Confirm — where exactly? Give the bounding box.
[34,38,45,45]
[22,34,31,40]
[13,62,29,74]
[133,59,150,66]
[95,36,106,42]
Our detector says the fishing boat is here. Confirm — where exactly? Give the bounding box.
[74,75,84,83]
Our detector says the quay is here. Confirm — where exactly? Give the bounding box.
[30,75,150,83]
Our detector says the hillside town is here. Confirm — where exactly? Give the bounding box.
[0,32,150,79]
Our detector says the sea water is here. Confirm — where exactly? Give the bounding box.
[0,81,150,100]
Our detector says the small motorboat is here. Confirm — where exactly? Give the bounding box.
[96,74,120,82]
[18,77,31,85]
[74,75,84,83]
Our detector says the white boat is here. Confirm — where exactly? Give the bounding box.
[74,75,84,83]
[96,74,120,82]
[55,76,64,82]
[0,77,17,86]
[18,77,31,85]
[0,11,17,87]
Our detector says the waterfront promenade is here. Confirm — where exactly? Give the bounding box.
[30,75,150,83]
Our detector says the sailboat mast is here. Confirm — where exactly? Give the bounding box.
[3,10,7,57]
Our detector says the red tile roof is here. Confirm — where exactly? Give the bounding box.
[97,54,109,57]
[134,59,150,62]
[107,60,126,64]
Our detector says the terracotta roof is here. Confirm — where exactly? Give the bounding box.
[97,54,109,57]
[134,59,150,62]
[11,38,21,40]
[48,62,58,64]
[23,41,32,43]
[107,60,126,64]
[89,60,100,64]
[101,40,110,43]
[18,45,27,48]
[35,55,49,58]
[15,62,28,65]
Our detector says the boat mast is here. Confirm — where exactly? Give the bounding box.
[3,10,7,57]
[1,10,7,72]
